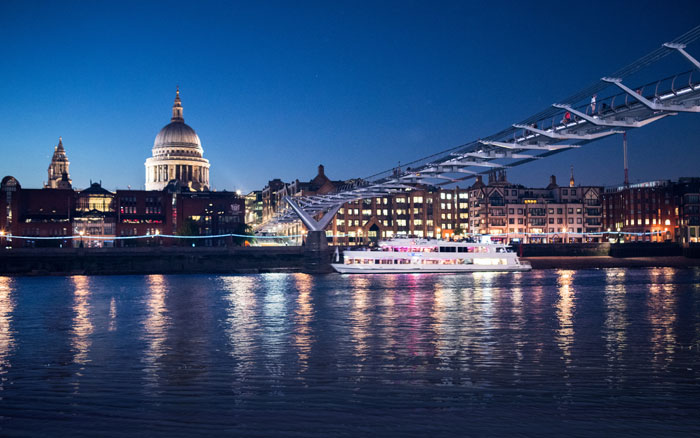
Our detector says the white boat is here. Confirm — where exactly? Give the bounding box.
[331,238,531,274]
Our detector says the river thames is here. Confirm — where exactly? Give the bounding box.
[0,269,698,436]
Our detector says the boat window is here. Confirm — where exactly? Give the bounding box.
[457,247,468,252]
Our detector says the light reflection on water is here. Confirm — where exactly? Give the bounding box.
[556,270,575,365]
[349,276,371,365]
[0,269,698,436]
[0,277,15,394]
[648,267,678,371]
[142,274,170,391]
[604,268,628,386]
[293,274,314,375]
[70,276,93,366]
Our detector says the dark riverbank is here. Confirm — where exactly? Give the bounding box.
[0,246,310,276]
[524,256,700,269]
[2,246,700,276]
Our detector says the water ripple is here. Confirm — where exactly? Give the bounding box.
[0,269,698,436]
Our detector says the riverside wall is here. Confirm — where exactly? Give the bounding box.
[1,243,699,276]
[513,242,700,258]
[0,246,315,276]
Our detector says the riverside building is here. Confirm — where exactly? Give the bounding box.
[467,171,604,243]
[0,177,244,248]
[260,168,605,245]
[602,178,700,243]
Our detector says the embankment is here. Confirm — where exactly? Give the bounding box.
[0,246,313,276]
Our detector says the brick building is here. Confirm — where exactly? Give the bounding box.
[329,186,469,246]
[602,178,700,243]
[466,172,603,243]
[0,176,244,248]
[602,181,677,242]
[676,177,700,243]
[1,176,74,247]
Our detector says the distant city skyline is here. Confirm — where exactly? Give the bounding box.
[2,1,700,193]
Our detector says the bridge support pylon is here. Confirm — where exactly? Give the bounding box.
[284,196,340,273]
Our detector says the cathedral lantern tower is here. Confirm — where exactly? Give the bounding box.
[46,137,72,189]
[145,88,211,191]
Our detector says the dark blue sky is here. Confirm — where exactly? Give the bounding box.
[2,1,699,192]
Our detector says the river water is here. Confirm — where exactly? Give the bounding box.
[0,269,699,437]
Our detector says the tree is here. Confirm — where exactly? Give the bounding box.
[176,218,199,245]
[231,223,256,246]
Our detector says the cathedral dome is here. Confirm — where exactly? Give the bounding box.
[153,122,201,150]
[151,88,203,158]
[145,88,210,192]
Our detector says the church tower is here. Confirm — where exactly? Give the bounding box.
[46,137,72,189]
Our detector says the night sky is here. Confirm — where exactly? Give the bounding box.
[2,1,700,193]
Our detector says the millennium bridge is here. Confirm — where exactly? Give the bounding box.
[261,25,700,245]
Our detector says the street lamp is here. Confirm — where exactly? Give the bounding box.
[79,230,85,248]
[0,230,4,249]
[356,227,362,246]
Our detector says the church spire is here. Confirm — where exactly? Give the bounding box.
[46,137,71,189]
[171,86,184,122]
[569,165,575,187]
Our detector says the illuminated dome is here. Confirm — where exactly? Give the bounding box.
[154,122,201,151]
[145,88,210,191]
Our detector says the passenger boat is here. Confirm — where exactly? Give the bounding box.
[331,238,531,274]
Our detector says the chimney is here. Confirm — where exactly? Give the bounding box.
[318,164,325,177]
[550,175,556,186]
